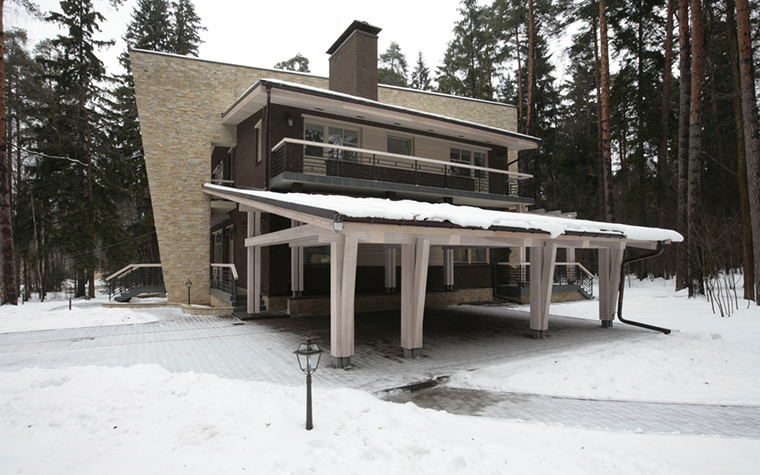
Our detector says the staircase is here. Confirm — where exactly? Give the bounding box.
[494,261,594,303]
[106,264,165,302]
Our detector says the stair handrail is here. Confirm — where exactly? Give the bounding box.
[210,263,238,280]
[496,261,593,277]
[106,263,163,281]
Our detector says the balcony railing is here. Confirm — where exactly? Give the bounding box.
[271,138,533,199]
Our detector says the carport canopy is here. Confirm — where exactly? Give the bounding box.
[203,184,683,368]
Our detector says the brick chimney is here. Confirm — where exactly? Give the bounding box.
[327,21,382,101]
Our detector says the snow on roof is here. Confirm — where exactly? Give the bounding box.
[204,185,683,243]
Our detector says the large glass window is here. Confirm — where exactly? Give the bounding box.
[450,147,487,177]
[328,126,359,161]
[388,136,412,156]
[454,248,488,264]
[304,245,330,264]
[304,122,359,161]
[305,123,325,157]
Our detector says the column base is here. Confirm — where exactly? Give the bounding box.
[403,348,421,358]
[601,320,614,328]
[531,330,545,339]
[335,356,352,369]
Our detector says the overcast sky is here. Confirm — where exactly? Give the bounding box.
[7,0,464,78]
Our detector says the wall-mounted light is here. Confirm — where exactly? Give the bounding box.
[286,113,294,127]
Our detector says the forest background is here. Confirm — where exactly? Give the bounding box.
[1,0,759,310]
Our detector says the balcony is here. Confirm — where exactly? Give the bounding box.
[270,139,533,206]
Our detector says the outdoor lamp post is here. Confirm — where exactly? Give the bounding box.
[294,338,322,430]
[185,279,192,305]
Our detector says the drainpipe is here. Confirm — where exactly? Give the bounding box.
[616,241,671,334]
[264,84,272,191]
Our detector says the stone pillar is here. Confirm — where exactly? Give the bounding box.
[598,246,625,327]
[290,220,304,297]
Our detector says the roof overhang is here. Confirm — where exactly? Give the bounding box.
[221,79,542,151]
[203,184,683,250]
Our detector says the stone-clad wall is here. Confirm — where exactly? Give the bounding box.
[130,50,519,305]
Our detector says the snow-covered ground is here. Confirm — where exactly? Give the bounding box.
[0,294,158,334]
[1,278,759,474]
[448,277,760,405]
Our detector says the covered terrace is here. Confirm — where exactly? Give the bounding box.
[203,184,682,368]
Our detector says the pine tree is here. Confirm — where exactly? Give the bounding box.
[274,53,310,72]
[171,0,204,57]
[436,0,497,100]
[124,0,173,54]
[378,41,408,87]
[409,51,432,90]
[34,0,115,298]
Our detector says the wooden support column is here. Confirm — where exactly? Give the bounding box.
[401,238,430,358]
[290,220,304,297]
[598,246,625,327]
[330,234,358,368]
[384,247,397,293]
[246,211,261,315]
[443,248,454,291]
[529,241,558,338]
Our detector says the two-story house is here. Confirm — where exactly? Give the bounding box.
[130,21,681,367]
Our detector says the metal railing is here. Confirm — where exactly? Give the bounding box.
[105,264,164,301]
[495,261,594,298]
[271,138,533,199]
[210,263,238,303]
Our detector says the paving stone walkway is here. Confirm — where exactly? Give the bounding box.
[382,386,760,438]
[1,301,757,439]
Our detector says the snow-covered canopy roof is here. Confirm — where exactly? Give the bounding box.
[203,184,683,244]
[220,79,541,151]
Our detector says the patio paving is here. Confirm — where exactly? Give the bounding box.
[1,301,758,438]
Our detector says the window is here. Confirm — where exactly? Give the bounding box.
[212,230,223,263]
[450,148,471,176]
[304,245,330,264]
[304,122,324,157]
[387,136,412,156]
[454,248,488,264]
[304,121,359,161]
[328,126,359,161]
[450,147,488,177]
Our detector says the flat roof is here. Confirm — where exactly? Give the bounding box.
[203,184,683,244]
[221,79,542,151]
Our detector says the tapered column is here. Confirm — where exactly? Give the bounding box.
[384,247,397,293]
[529,241,558,338]
[401,238,430,357]
[247,211,261,315]
[598,246,625,327]
[330,234,358,368]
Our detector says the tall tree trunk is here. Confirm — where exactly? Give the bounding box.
[727,0,755,301]
[736,0,760,304]
[599,0,615,222]
[593,11,605,221]
[687,0,705,297]
[675,0,691,291]
[656,0,675,278]
[0,0,18,305]
[525,0,535,137]
[515,18,523,132]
